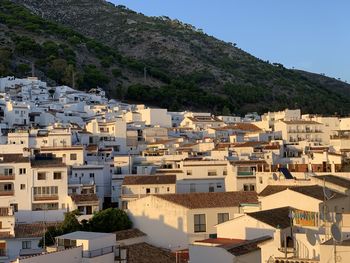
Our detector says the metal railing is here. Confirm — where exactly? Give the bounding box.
[82,246,114,258]
[0,191,14,196]
[0,174,15,180]
[33,194,59,201]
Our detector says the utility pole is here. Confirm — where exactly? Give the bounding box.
[31,62,35,77]
[72,69,75,90]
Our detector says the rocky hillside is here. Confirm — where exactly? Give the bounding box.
[4,0,350,114]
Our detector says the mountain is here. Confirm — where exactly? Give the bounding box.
[3,0,350,115]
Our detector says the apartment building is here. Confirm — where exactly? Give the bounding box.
[275,120,324,144]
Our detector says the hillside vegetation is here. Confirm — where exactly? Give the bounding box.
[3,0,350,114]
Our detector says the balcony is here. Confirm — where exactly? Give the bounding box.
[121,193,147,199]
[0,191,14,196]
[237,171,255,177]
[274,257,319,263]
[0,207,13,216]
[0,229,12,238]
[0,249,8,258]
[33,194,59,201]
[0,174,14,180]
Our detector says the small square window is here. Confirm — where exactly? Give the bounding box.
[20,184,26,190]
[37,172,46,180]
[22,241,31,249]
[70,153,77,161]
[54,172,62,180]
[146,188,151,194]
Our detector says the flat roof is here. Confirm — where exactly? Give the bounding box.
[57,231,115,240]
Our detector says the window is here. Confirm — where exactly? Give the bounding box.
[155,187,159,193]
[190,183,196,193]
[22,241,31,249]
[54,172,62,180]
[89,173,95,178]
[70,153,77,161]
[122,201,128,210]
[217,183,222,189]
[250,184,255,191]
[37,172,46,180]
[194,214,206,232]
[10,203,18,212]
[20,184,25,190]
[32,203,58,211]
[3,184,12,191]
[208,170,217,176]
[167,187,170,192]
[4,168,13,176]
[223,169,227,176]
[19,168,26,175]
[33,186,58,196]
[259,177,263,184]
[186,170,192,176]
[209,184,215,192]
[218,213,229,224]
[146,188,151,194]
[243,184,249,191]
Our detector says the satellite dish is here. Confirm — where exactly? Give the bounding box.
[323,187,335,200]
[331,223,342,242]
[306,229,317,246]
[335,212,342,223]
[272,173,278,181]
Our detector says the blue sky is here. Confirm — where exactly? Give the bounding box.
[111,0,349,82]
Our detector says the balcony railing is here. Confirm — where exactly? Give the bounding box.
[237,171,255,177]
[121,193,147,199]
[82,246,114,258]
[0,175,15,180]
[33,194,59,201]
[0,207,13,216]
[274,257,319,263]
[0,191,14,196]
[0,249,8,258]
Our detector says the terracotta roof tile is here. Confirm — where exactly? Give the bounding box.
[70,194,99,204]
[123,175,176,185]
[114,228,146,241]
[248,207,291,229]
[155,191,258,209]
[259,185,346,200]
[15,222,61,238]
[124,242,175,263]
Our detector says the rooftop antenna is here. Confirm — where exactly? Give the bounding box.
[143,67,147,82]
[72,70,76,90]
[31,62,35,77]
[331,223,342,263]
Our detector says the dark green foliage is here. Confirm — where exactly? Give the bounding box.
[81,65,110,88]
[39,208,132,247]
[112,68,122,77]
[2,0,350,115]
[39,211,81,247]
[86,208,132,233]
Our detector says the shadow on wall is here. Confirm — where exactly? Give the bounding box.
[127,209,188,251]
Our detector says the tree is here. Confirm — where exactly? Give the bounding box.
[60,210,82,233]
[38,211,81,247]
[222,105,231,116]
[39,225,63,247]
[88,208,132,233]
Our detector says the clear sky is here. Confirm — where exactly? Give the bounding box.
[111,0,349,82]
